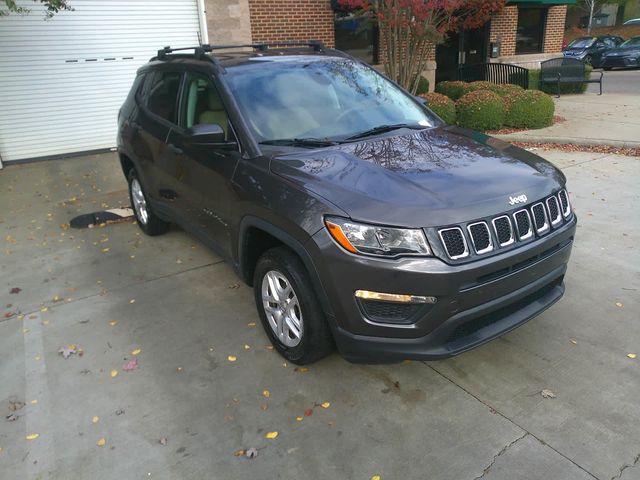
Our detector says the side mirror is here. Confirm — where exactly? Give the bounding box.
[186,123,227,145]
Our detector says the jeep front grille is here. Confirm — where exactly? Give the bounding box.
[437,192,573,261]
[558,189,571,217]
[438,227,469,259]
[492,216,514,247]
[467,222,493,254]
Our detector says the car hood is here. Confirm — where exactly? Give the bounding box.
[563,48,587,54]
[605,46,640,56]
[270,126,566,227]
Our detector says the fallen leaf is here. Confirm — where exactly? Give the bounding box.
[234,449,246,457]
[294,367,309,373]
[541,389,556,398]
[628,353,637,359]
[129,299,135,304]
[131,349,141,356]
[615,302,623,308]
[58,345,77,359]
[262,390,270,398]
[296,416,303,422]
[304,408,313,417]
[176,367,183,372]
[96,437,106,447]
[244,344,251,350]
[122,358,138,372]
[265,431,279,439]
[109,320,118,326]
[321,402,331,409]
[372,476,381,480]
[30,400,38,405]
[110,369,118,378]
[92,416,99,424]
[9,400,25,411]
[52,295,61,302]
[260,404,268,411]
[245,447,258,459]
[228,283,240,289]
[228,355,237,362]
[247,322,256,327]
[265,345,274,351]
[40,307,48,312]
[159,437,168,446]
[26,433,39,440]
[5,414,18,422]
[9,287,21,294]
[570,339,577,345]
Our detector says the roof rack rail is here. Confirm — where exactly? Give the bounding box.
[155,40,325,60]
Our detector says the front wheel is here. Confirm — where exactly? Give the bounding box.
[253,247,333,364]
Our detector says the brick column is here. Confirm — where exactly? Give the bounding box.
[248,0,335,47]
[543,5,567,53]
[489,6,518,57]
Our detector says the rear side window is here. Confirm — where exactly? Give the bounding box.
[144,71,182,123]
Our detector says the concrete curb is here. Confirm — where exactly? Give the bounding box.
[492,134,640,149]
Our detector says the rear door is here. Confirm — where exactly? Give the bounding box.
[135,69,186,216]
[166,71,242,257]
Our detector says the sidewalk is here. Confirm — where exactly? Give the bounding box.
[494,93,640,148]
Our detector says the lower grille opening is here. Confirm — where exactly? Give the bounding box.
[357,299,429,325]
[448,276,563,343]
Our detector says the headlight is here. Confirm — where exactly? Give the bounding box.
[325,217,431,257]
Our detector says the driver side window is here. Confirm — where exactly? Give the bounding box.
[182,74,230,140]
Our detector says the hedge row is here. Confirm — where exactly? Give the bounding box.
[431,80,555,131]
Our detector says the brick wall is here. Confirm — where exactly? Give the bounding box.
[543,5,567,53]
[489,5,518,57]
[248,0,335,47]
[204,0,253,44]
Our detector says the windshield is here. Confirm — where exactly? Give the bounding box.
[567,38,595,49]
[621,37,640,47]
[224,57,439,142]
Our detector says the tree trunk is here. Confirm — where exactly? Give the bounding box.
[587,0,594,35]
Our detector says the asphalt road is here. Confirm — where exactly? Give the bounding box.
[589,68,640,94]
[1,150,639,480]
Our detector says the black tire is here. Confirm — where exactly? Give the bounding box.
[584,55,593,66]
[253,247,333,364]
[127,169,170,236]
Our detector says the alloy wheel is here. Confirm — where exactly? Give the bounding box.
[131,178,149,225]
[261,270,303,347]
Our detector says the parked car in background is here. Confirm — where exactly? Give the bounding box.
[623,18,640,25]
[563,35,625,66]
[601,36,640,69]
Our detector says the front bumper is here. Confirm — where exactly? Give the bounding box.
[308,217,576,362]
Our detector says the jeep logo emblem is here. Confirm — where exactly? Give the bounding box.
[508,194,527,206]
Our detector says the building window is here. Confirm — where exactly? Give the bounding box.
[334,13,379,64]
[516,7,547,54]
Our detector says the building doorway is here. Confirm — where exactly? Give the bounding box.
[435,25,489,83]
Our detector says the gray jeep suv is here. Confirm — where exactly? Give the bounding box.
[117,42,576,364]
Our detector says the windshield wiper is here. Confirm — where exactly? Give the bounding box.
[259,138,339,148]
[343,123,426,141]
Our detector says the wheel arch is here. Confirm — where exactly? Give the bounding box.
[238,216,334,318]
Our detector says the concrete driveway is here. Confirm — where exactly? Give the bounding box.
[589,68,640,95]
[1,150,639,480]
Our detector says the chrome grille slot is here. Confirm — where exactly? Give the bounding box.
[546,196,562,226]
[531,202,549,234]
[492,215,514,247]
[438,227,469,260]
[513,209,533,240]
[467,221,493,254]
[558,189,571,217]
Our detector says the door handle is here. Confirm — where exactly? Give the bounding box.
[168,143,183,154]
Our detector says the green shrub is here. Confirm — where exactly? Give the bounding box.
[462,81,494,94]
[421,92,456,124]
[528,65,593,94]
[456,90,504,131]
[488,83,525,97]
[435,80,468,100]
[416,76,430,95]
[503,90,555,129]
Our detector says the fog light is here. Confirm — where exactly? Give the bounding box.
[354,290,437,304]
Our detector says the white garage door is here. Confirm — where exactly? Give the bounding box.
[0,0,205,162]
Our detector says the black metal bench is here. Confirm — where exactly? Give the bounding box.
[539,58,603,97]
[457,63,529,89]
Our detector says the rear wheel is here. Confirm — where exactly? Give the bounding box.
[584,54,593,66]
[253,247,333,364]
[127,169,170,236]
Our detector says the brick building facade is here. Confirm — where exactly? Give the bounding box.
[203,0,572,89]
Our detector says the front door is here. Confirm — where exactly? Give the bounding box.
[167,72,241,258]
[435,26,489,83]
